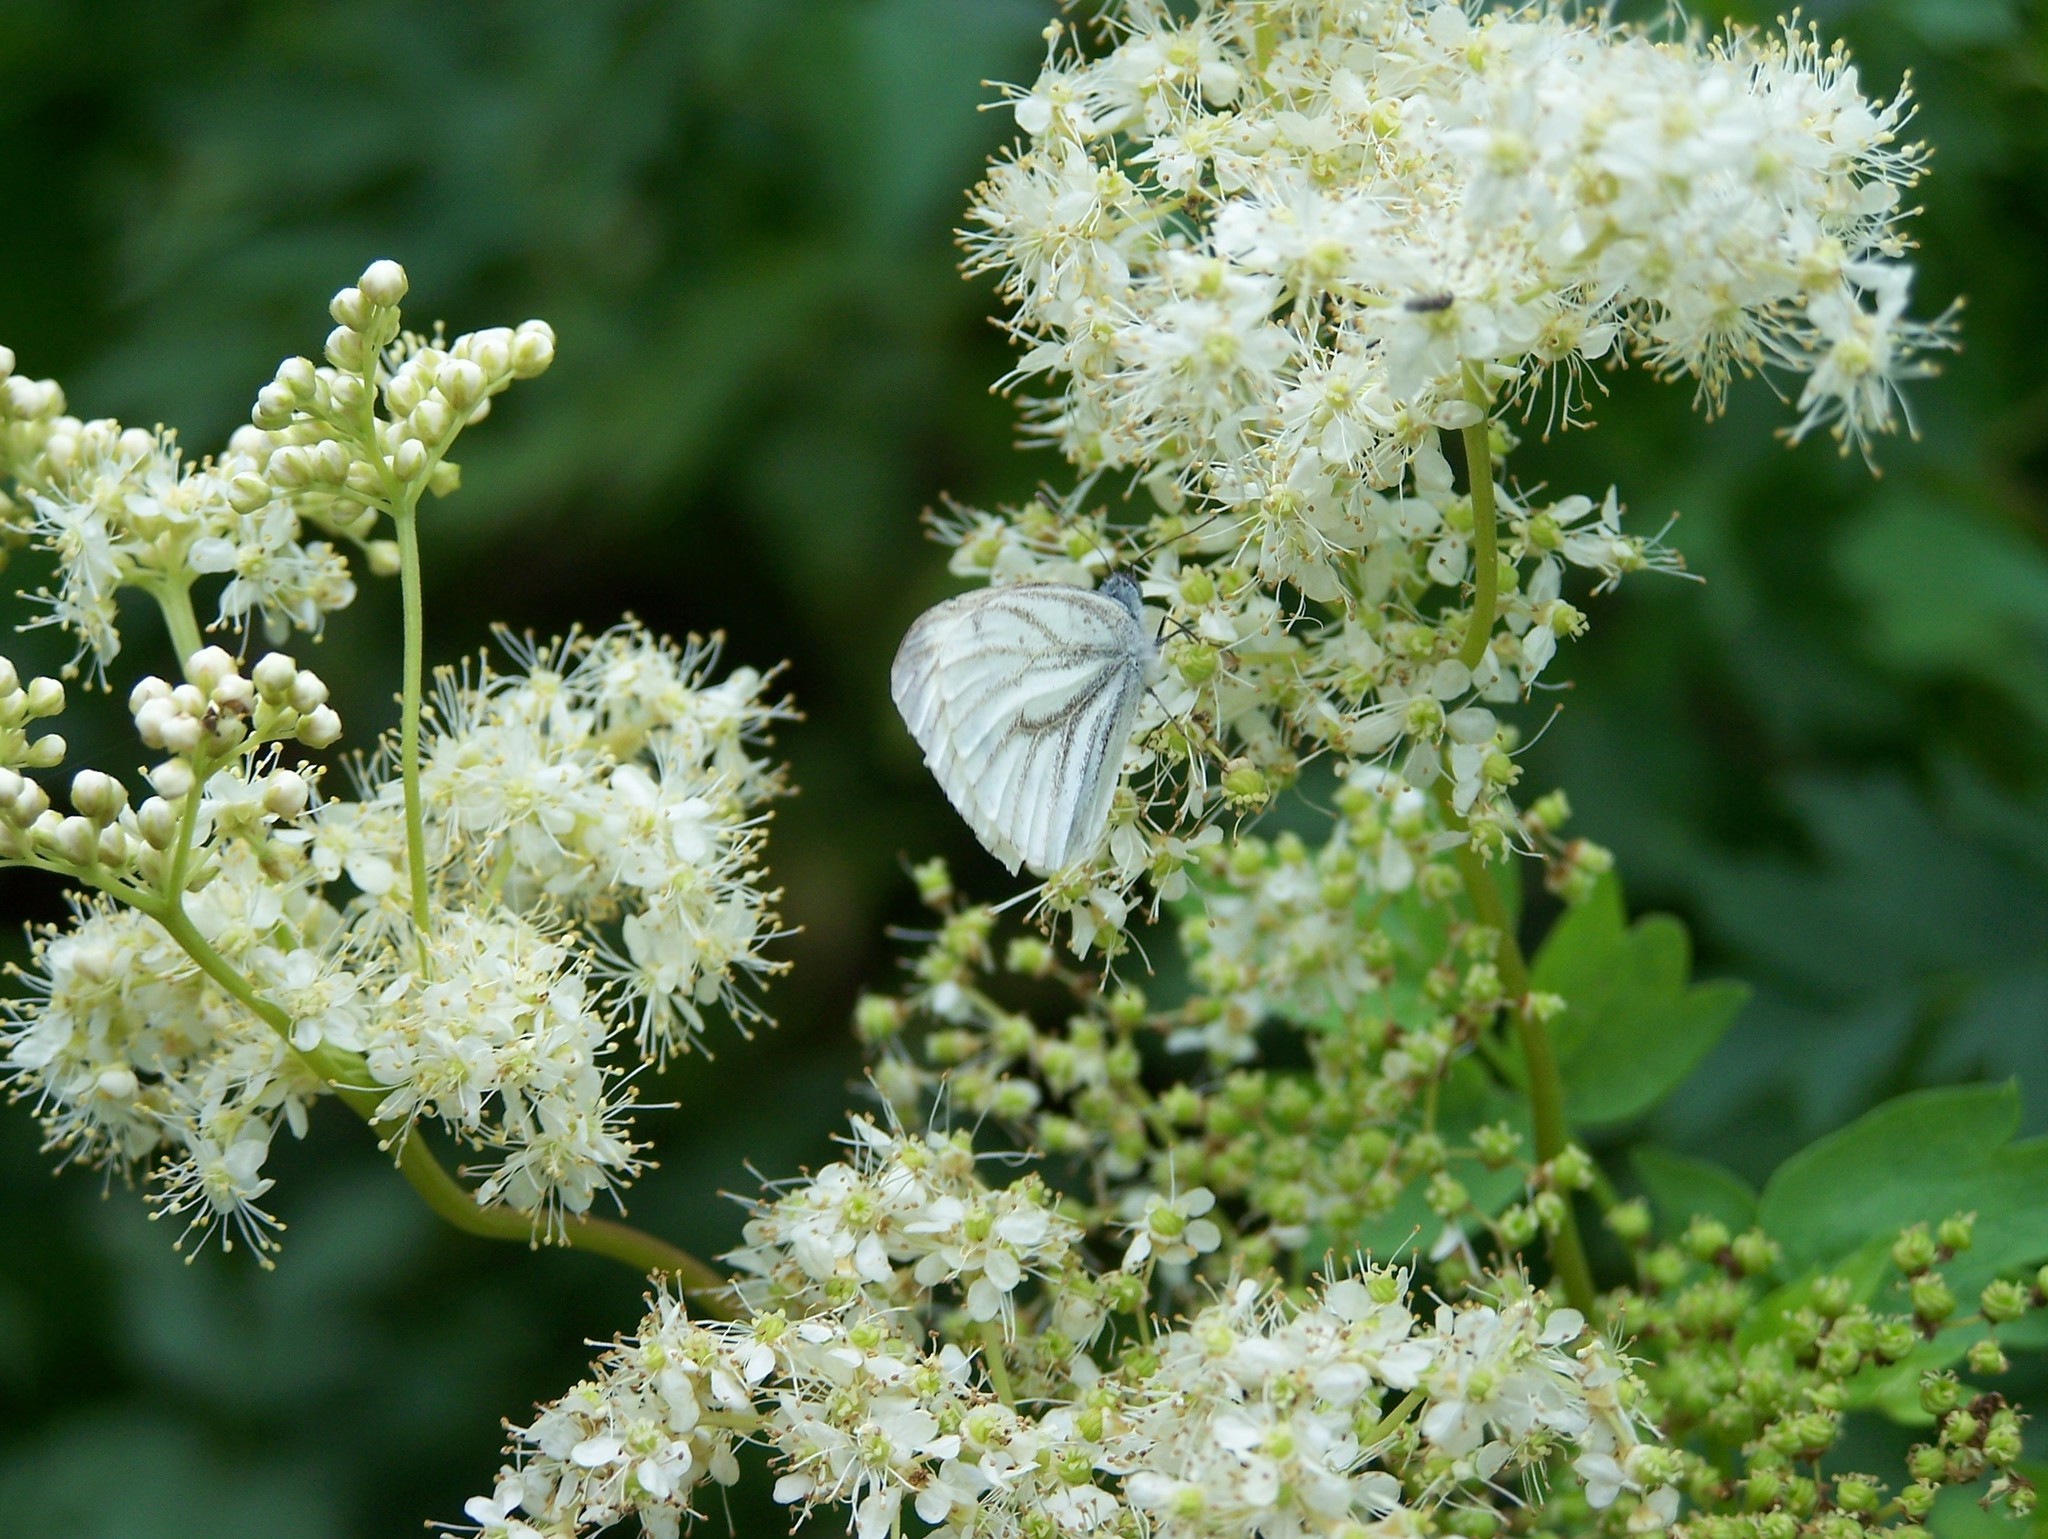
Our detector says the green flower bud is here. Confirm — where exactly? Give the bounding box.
[1833,1476,1880,1515]
[1532,1190,1569,1234]
[1685,1217,1732,1263]
[912,857,953,907]
[1936,1212,1976,1254]
[1550,1143,1596,1192]
[1892,1223,1938,1276]
[1979,1278,2028,1324]
[1605,1196,1653,1244]
[1965,1338,2009,1378]
[1895,1482,1937,1520]
[1919,1371,1963,1417]
[853,994,904,1044]
[1730,1230,1780,1275]
[1910,1273,1955,1326]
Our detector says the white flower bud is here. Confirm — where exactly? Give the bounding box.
[0,767,19,805]
[117,427,154,460]
[10,780,50,823]
[262,770,310,818]
[24,677,64,718]
[211,674,255,713]
[365,540,401,577]
[96,824,132,868]
[511,320,556,377]
[148,760,195,800]
[0,690,22,725]
[289,672,330,712]
[51,814,97,865]
[295,704,342,749]
[70,770,127,822]
[325,325,365,372]
[137,796,180,848]
[344,459,382,497]
[384,369,424,418]
[437,360,486,413]
[427,460,461,497]
[464,328,512,378]
[409,398,452,442]
[329,286,368,329]
[25,734,64,769]
[159,716,203,756]
[128,676,172,713]
[252,653,299,701]
[358,259,408,308]
[171,683,206,715]
[276,355,317,399]
[0,660,16,698]
[133,697,176,748]
[267,444,313,489]
[0,345,13,379]
[185,647,235,692]
[95,1066,138,1100]
[207,713,249,750]
[253,382,296,430]
[329,371,367,415]
[307,439,348,484]
[227,472,272,514]
[392,438,428,481]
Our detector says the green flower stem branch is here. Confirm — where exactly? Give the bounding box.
[152,579,206,667]
[144,892,734,1310]
[1445,807,1599,1318]
[392,497,434,944]
[1458,375,1501,672]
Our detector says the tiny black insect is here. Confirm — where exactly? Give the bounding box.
[1403,292,1456,313]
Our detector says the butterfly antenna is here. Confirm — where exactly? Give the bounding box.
[1129,506,1235,568]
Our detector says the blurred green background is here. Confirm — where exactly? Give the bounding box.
[0,1,2040,1533]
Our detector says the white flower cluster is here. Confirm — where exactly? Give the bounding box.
[0,620,787,1255]
[322,623,792,1061]
[453,1126,1671,1539]
[972,1,1941,479]
[923,0,1937,946]
[0,358,356,679]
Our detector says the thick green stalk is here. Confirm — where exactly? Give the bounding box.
[154,579,205,667]
[392,499,433,944]
[1458,414,1500,672]
[1443,810,1598,1317]
[148,899,733,1311]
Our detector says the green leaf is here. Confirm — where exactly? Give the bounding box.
[1759,1082,2048,1300]
[1632,1146,1758,1235]
[1529,874,1750,1128]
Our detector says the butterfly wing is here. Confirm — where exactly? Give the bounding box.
[891,584,1151,875]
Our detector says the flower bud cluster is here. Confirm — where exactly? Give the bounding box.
[1604,1204,2045,1538]
[247,258,554,516]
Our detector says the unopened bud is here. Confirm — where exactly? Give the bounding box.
[70,770,126,822]
[328,286,368,329]
[24,677,64,718]
[288,672,329,712]
[252,653,298,701]
[137,797,179,849]
[392,438,427,481]
[296,705,342,748]
[25,734,64,768]
[262,770,310,818]
[358,259,408,308]
[96,824,131,868]
[511,320,555,377]
[148,760,195,800]
[184,648,234,693]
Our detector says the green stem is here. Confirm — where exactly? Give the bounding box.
[979,1320,1017,1406]
[154,579,205,667]
[392,500,433,947]
[1362,1387,1426,1447]
[1458,411,1500,673]
[1441,798,1598,1319]
[148,898,733,1312]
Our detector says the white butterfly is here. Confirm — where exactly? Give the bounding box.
[891,573,1156,876]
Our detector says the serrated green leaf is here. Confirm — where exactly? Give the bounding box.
[1528,874,1750,1127]
[1632,1146,1758,1235]
[1758,1082,2048,1301]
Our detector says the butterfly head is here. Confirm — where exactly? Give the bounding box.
[1100,569,1143,621]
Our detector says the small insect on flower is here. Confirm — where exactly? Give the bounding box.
[890,572,1156,875]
